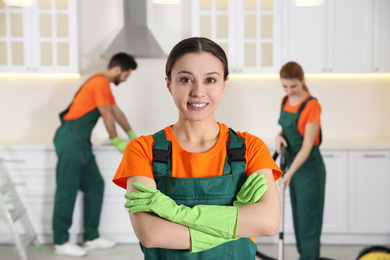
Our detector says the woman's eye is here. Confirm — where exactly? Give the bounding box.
[206,78,216,83]
[179,77,192,83]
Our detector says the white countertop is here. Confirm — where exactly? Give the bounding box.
[1,138,390,150]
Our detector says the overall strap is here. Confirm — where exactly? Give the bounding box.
[152,128,246,177]
[297,96,323,145]
[152,129,172,177]
[298,96,315,112]
[281,95,288,108]
[226,128,246,175]
[59,74,106,121]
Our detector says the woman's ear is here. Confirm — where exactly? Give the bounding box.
[223,76,229,92]
[166,77,172,96]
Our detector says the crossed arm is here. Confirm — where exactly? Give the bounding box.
[126,169,280,249]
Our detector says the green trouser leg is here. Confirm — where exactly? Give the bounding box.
[53,153,82,245]
[53,153,104,244]
[289,164,325,260]
[80,155,104,242]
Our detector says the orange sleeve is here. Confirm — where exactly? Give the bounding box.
[92,77,116,107]
[112,136,154,189]
[297,99,322,145]
[240,132,282,181]
[63,74,116,120]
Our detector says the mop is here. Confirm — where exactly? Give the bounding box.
[256,145,286,260]
[255,146,338,260]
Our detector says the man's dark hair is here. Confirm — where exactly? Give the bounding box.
[108,53,137,71]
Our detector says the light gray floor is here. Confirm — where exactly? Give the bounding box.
[0,243,368,260]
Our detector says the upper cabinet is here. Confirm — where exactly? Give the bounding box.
[372,0,390,73]
[191,0,281,73]
[281,0,390,73]
[0,0,78,74]
[192,0,390,74]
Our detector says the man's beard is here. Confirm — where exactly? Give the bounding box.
[114,74,121,86]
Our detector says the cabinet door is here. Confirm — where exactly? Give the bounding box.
[321,150,349,233]
[0,3,32,72]
[373,0,390,73]
[348,150,390,234]
[31,0,78,73]
[191,0,235,69]
[236,0,279,73]
[281,1,327,73]
[277,150,349,236]
[0,0,78,74]
[328,0,372,73]
[191,0,279,73]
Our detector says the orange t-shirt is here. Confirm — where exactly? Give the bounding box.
[113,122,281,189]
[63,73,116,120]
[282,94,322,145]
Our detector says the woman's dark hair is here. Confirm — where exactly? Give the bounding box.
[279,61,308,92]
[108,53,138,71]
[165,37,229,82]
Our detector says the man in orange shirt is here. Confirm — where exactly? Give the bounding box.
[52,53,138,257]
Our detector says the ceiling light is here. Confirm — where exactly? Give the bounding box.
[3,0,36,7]
[293,0,325,7]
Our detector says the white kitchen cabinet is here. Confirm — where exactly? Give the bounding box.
[282,0,372,73]
[321,150,349,233]
[280,1,326,73]
[191,0,281,73]
[280,150,349,238]
[1,145,390,245]
[281,0,390,73]
[348,150,390,234]
[0,147,136,244]
[328,0,372,73]
[0,0,78,73]
[192,0,390,74]
[372,0,390,73]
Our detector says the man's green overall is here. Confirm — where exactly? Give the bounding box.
[52,76,105,244]
[278,96,326,260]
[139,128,257,259]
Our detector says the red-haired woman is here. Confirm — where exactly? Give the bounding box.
[275,61,326,260]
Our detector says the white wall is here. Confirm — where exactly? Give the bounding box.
[0,0,389,145]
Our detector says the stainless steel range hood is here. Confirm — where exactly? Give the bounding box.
[104,0,167,59]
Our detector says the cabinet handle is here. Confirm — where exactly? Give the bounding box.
[0,159,26,163]
[364,154,385,158]
[322,154,334,158]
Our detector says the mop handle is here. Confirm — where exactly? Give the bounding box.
[278,144,287,260]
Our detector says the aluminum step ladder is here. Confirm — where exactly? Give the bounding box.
[0,158,41,260]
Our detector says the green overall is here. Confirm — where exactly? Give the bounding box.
[278,96,326,260]
[52,75,105,244]
[140,128,257,260]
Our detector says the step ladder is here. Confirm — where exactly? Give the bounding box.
[0,158,41,260]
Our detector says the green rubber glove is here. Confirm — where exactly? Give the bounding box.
[233,173,268,207]
[189,228,238,253]
[110,136,128,153]
[125,183,239,239]
[190,173,268,253]
[127,130,137,140]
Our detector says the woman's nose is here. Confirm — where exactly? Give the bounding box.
[191,82,205,97]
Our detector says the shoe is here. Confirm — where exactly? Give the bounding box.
[83,237,117,251]
[54,241,87,257]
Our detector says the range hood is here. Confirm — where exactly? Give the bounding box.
[104,0,167,59]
